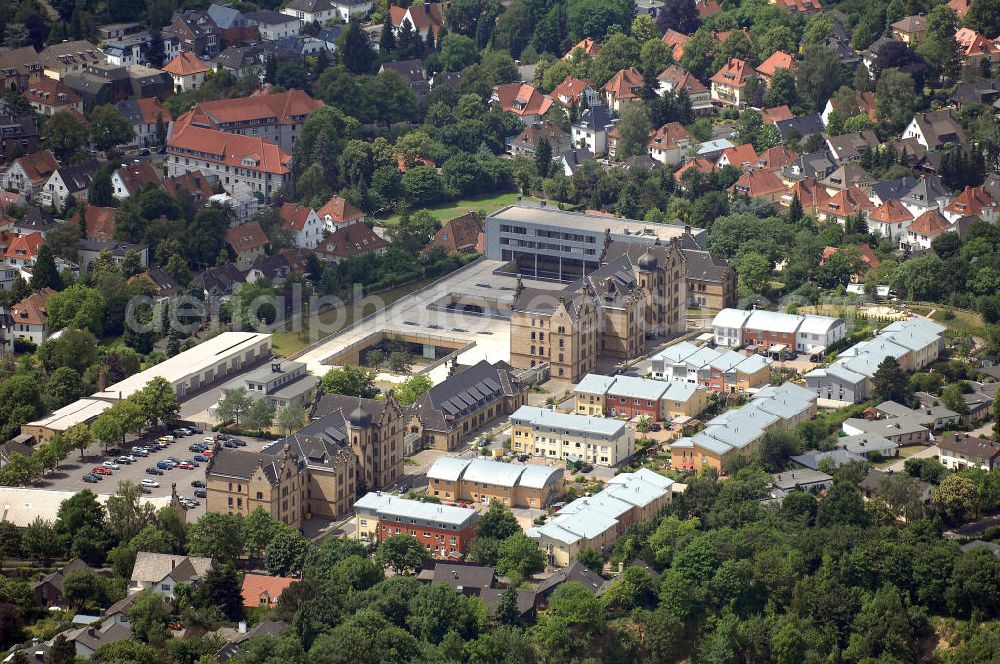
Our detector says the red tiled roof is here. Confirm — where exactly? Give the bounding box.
[317,195,363,224]
[944,185,998,217]
[162,51,209,76]
[718,143,757,168]
[728,169,787,198]
[71,207,116,240]
[948,0,972,18]
[10,287,56,327]
[674,157,716,182]
[14,151,58,184]
[278,247,309,273]
[427,212,483,253]
[225,221,269,253]
[492,83,553,117]
[182,89,322,128]
[315,222,387,259]
[167,121,291,176]
[657,65,707,94]
[550,76,593,106]
[771,0,821,12]
[26,77,80,107]
[760,106,794,124]
[785,178,830,210]
[756,51,795,77]
[162,171,214,201]
[602,68,644,101]
[756,146,798,172]
[241,573,297,608]
[955,28,1000,57]
[647,122,693,151]
[819,187,874,217]
[908,209,951,236]
[869,199,914,224]
[710,58,754,87]
[696,0,722,18]
[2,232,44,262]
[661,30,689,61]
[279,202,315,232]
[133,97,172,125]
[562,38,601,60]
[390,3,447,35]
[713,28,752,44]
[115,162,161,196]
[821,244,881,268]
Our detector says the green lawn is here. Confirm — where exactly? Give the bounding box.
[374,192,540,227]
[270,277,437,357]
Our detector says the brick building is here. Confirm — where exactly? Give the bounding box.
[574,373,707,421]
[354,492,479,558]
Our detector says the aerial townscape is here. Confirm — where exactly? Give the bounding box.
[3,0,1000,660]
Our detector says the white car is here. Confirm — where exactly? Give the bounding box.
[203,437,215,444]
[159,435,176,441]
[141,479,160,488]
[103,461,120,470]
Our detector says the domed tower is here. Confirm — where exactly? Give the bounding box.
[638,248,658,272]
[347,399,374,491]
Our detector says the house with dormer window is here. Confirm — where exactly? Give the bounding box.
[710,58,755,109]
[490,83,553,125]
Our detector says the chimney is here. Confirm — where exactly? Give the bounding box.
[98,372,106,392]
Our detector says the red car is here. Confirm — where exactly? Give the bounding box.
[92,467,113,475]
[176,462,194,469]
[202,450,213,458]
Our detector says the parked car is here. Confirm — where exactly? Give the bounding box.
[140,486,153,495]
[231,439,246,447]
[203,437,215,444]
[159,435,175,441]
[202,450,213,458]
[223,440,237,448]
[141,479,160,488]
[83,474,99,483]
[176,462,194,469]
[107,448,121,456]
[173,428,191,437]
[138,148,150,156]
[146,467,163,475]
[93,467,113,475]
[191,480,205,488]
[103,461,120,470]
[167,456,180,463]
[193,455,208,463]
[156,461,173,470]
[193,489,207,498]
[188,444,206,453]
[580,463,594,473]
[116,456,132,465]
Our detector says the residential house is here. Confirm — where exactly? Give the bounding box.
[508,122,571,157]
[716,144,757,169]
[834,433,899,458]
[820,90,877,127]
[380,59,430,97]
[904,209,951,250]
[164,171,217,205]
[651,342,771,393]
[129,268,181,301]
[711,308,846,355]
[510,404,634,466]
[901,176,952,218]
[867,199,915,242]
[281,0,339,26]
[2,150,58,199]
[559,147,595,175]
[241,574,296,609]
[9,287,56,346]
[891,15,927,44]
[948,0,972,17]
[116,98,171,148]
[389,3,447,39]
[661,29,689,61]
[682,248,737,310]
[943,185,998,223]
[192,263,246,296]
[820,244,880,281]
[246,10,301,40]
[207,2,260,45]
[10,207,58,237]
[166,117,292,200]
[425,457,564,508]
[490,83,553,125]
[646,122,692,166]
[317,194,364,231]
[780,150,835,184]
[314,222,387,262]
[817,187,875,225]
[161,52,209,93]
[950,80,1000,108]
[562,37,602,60]
[61,63,133,111]
[902,110,966,150]
[769,469,833,499]
[77,239,149,272]
[674,157,716,184]
[954,28,999,73]
[710,58,755,108]
[278,202,324,249]
[25,78,83,117]
[826,130,879,163]
[877,397,961,431]
[111,162,161,200]
[550,76,598,111]
[33,559,94,608]
[126,64,173,100]
[938,432,1000,471]
[0,115,38,165]
[175,89,322,154]
[407,360,529,452]
[760,105,794,125]
[355,492,479,557]
[426,213,483,254]
[755,50,795,86]
[40,161,98,210]
[656,65,712,114]
[870,175,920,207]
[602,68,644,111]
[129,552,213,598]
[225,221,269,267]
[727,169,787,202]
[0,46,43,93]
[72,207,116,240]
[571,105,615,155]
[821,163,875,195]
[842,416,930,445]
[167,10,221,57]
[574,373,707,421]
[38,41,102,81]
[770,0,821,12]
[755,146,798,175]
[774,114,825,144]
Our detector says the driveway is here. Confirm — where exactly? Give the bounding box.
[880,445,940,473]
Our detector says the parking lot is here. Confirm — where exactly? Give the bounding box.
[38,428,266,522]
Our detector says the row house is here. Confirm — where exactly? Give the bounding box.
[651,341,771,394]
[355,493,479,558]
[166,117,292,200]
[937,433,1000,472]
[711,308,846,355]
[574,373,707,421]
[426,456,563,509]
[509,405,635,467]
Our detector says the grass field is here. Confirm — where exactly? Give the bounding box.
[374,192,540,227]
[270,278,437,357]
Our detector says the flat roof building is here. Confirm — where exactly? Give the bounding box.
[510,405,635,467]
[22,399,111,442]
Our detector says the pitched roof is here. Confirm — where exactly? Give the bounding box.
[656,65,707,94]
[818,187,874,217]
[53,160,98,192]
[718,143,757,167]
[315,221,387,259]
[226,221,269,252]
[129,268,181,297]
[390,3,447,34]
[661,30,689,60]
[10,287,55,326]
[38,41,101,70]
[162,170,216,201]
[317,195,363,224]
[26,77,81,107]
[821,244,880,269]
[728,169,787,198]
[167,122,291,175]
[511,122,567,150]
[760,105,794,124]
[601,68,644,101]
[3,232,44,262]
[909,110,967,147]
[827,130,879,162]
[0,46,40,78]
[674,157,716,181]
[410,360,523,434]
[550,76,593,105]
[182,89,322,128]
[907,208,951,237]
[74,206,117,240]
[428,212,483,252]
[710,58,754,86]
[241,573,297,607]
[772,0,822,11]
[563,37,601,60]
[756,51,795,77]
[492,82,553,117]
[114,161,161,196]
[117,97,171,125]
[131,552,213,584]
[647,122,692,151]
[944,185,997,218]
[162,51,209,76]
[891,15,927,33]
[13,150,58,184]
[869,199,914,224]
[937,432,1000,460]
[756,146,797,172]
[948,0,973,17]
[785,178,830,209]
[278,202,315,232]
